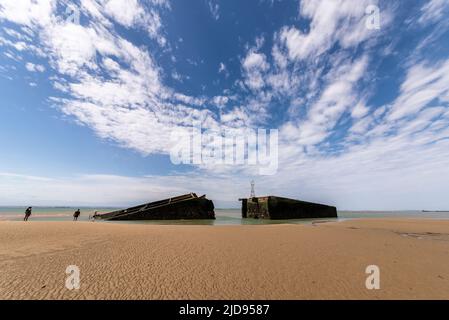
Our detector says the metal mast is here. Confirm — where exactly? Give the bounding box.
[250,180,255,198]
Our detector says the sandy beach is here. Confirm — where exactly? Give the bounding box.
[0,219,448,300]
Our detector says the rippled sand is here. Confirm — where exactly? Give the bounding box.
[0,219,448,299]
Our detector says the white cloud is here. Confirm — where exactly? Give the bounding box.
[0,172,251,207]
[0,0,55,27]
[242,51,268,70]
[212,95,229,108]
[242,50,269,91]
[271,44,288,69]
[418,0,449,24]
[101,0,166,45]
[351,101,369,119]
[208,1,220,20]
[0,0,225,157]
[2,27,32,41]
[218,62,228,77]
[219,106,249,127]
[103,0,144,27]
[0,36,30,51]
[173,93,206,106]
[171,71,182,81]
[282,55,368,146]
[387,59,449,121]
[25,62,45,72]
[279,0,380,61]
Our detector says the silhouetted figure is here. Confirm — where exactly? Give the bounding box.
[24,207,32,221]
[73,209,81,221]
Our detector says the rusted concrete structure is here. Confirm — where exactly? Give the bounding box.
[94,193,215,220]
[239,196,337,219]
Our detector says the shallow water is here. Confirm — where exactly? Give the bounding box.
[1,207,449,225]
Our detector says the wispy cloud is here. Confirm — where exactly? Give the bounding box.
[418,0,449,25]
[279,0,381,61]
[208,1,220,20]
[387,59,449,121]
[25,62,45,72]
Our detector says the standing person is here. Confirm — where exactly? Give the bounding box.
[73,209,81,221]
[24,207,32,221]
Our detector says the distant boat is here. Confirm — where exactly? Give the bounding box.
[93,193,215,221]
[239,196,337,219]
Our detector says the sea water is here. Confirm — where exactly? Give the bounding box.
[1,207,449,225]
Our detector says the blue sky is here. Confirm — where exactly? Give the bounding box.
[0,0,449,209]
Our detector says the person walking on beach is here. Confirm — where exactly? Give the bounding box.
[24,207,32,221]
[73,209,81,221]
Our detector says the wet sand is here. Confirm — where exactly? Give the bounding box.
[0,219,448,299]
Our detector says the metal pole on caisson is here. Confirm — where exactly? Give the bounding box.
[250,180,255,198]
